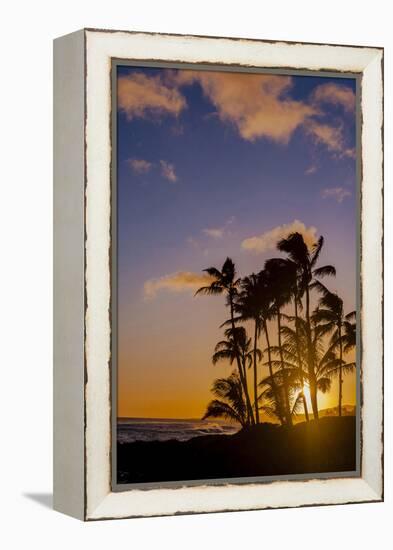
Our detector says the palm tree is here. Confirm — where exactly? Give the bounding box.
[259,368,301,423]
[212,327,258,424]
[277,316,340,419]
[340,311,356,352]
[264,258,297,427]
[258,376,288,424]
[313,285,356,416]
[203,372,248,428]
[257,270,285,425]
[195,258,255,424]
[234,274,265,423]
[234,270,285,424]
[278,317,311,419]
[277,232,336,420]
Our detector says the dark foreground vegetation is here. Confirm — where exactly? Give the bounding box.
[117,416,356,484]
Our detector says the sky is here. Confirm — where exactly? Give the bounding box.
[116,65,357,419]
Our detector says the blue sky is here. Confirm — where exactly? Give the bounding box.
[116,65,357,418]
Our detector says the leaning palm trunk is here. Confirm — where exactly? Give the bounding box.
[263,320,284,425]
[229,295,255,425]
[253,320,260,424]
[294,297,309,422]
[305,285,319,420]
[277,308,292,427]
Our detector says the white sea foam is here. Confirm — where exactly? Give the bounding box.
[117,418,239,443]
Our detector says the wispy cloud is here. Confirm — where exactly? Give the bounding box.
[303,82,356,157]
[202,217,235,240]
[342,147,356,159]
[305,120,356,159]
[304,121,345,154]
[160,160,178,182]
[305,164,317,175]
[118,73,186,120]
[127,158,179,182]
[312,82,356,113]
[202,228,224,239]
[242,220,318,253]
[127,158,152,174]
[144,271,214,299]
[321,187,352,203]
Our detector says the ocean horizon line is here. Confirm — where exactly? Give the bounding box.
[117,416,236,423]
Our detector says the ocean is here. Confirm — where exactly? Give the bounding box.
[117,417,239,443]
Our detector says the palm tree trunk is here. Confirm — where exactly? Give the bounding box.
[338,325,343,417]
[241,355,252,425]
[264,320,284,425]
[277,307,292,427]
[229,295,255,425]
[294,297,309,422]
[305,284,319,420]
[253,320,260,424]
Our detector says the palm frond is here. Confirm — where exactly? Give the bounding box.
[317,377,332,393]
[203,267,222,279]
[203,400,242,424]
[313,265,336,278]
[195,284,223,296]
[310,235,324,267]
[291,391,305,416]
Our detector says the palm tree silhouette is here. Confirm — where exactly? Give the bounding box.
[340,311,356,352]
[212,327,258,425]
[313,283,356,416]
[258,376,287,423]
[277,232,336,419]
[257,270,285,425]
[264,258,297,426]
[234,274,266,423]
[203,372,248,428]
[198,234,354,432]
[259,367,300,423]
[278,317,311,419]
[196,258,255,424]
[279,315,340,418]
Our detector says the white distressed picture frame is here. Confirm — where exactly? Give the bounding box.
[53,29,383,521]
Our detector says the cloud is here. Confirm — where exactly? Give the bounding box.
[119,71,355,160]
[118,73,186,120]
[171,71,317,143]
[203,228,224,239]
[303,83,356,157]
[342,147,356,159]
[170,72,354,158]
[160,160,178,182]
[242,220,318,253]
[144,271,215,299]
[312,83,356,112]
[127,158,181,182]
[321,187,352,203]
[305,164,317,175]
[305,121,357,159]
[202,217,235,240]
[304,120,346,154]
[127,158,152,174]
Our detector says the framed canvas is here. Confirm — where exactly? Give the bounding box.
[53,28,383,521]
